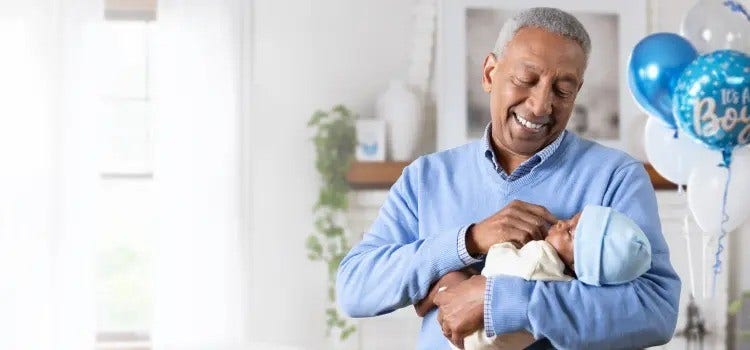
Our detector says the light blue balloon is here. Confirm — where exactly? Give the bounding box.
[673,50,750,164]
[628,33,698,129]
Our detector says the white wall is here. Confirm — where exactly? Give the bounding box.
[248,1,417,348]
[247,0,750,348]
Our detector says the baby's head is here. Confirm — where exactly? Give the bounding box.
[545,205,652,286]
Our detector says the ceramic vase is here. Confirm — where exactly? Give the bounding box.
[376,80,423,161]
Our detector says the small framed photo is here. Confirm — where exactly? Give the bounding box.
[436,0,646,152]
[355,119,386,162]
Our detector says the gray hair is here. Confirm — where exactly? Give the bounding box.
[493,7,591,63]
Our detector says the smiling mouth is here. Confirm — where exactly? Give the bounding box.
[512,112,549,133]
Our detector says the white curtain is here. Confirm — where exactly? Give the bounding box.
[150,0,252,348]
[0,0,100,349]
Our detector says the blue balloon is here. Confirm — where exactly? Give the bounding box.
[673,50,750,164]
[628,33,698,128]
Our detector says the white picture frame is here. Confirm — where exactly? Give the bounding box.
[436,0,647,152]
[355,119,387,162]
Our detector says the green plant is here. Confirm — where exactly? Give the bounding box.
[306,105,357,340]
[729,290,749,315]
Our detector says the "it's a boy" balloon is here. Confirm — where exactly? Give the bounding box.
[673,50,750,162]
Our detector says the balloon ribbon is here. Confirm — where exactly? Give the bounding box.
[724,1,750,22]
[711,153,732,295]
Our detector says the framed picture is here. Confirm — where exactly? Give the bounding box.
[436,0,646,151]
[355,119,387,162]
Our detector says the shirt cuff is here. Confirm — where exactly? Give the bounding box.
[423,225,474,277]
[484,275,533,337]
[484,276,497,337]
[457,224,484,265]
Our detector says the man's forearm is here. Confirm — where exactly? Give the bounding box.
[486,252,680,349]
[337,162,477,317]
[337,224,474,317]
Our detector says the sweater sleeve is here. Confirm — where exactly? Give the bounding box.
[336,159,476,317]
[485,162,681,349]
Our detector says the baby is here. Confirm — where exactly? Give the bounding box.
[454,205,653,350]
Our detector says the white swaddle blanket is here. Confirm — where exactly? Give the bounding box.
[451,241,572,350]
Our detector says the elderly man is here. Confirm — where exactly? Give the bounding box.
[336,7,680,350]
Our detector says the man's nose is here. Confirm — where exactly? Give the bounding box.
[527,84,553,117]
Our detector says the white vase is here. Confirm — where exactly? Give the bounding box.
[376,80,423,161]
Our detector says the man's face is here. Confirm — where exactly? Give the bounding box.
[482,27,586,156]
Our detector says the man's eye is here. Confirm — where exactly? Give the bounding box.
[555,83,577,97]
[513,77,534,86]
[555,88,573,98]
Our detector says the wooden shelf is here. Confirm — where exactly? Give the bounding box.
[644,163,678,190]
[347,161,677,190]
[346,161,410,189]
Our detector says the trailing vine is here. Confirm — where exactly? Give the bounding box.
[306,104,357,340]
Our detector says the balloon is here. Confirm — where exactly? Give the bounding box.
[628,33,699,128]
[673,50,750,163]
[681,0,750,54]
[644,118,721,185]
[688,148,750,233]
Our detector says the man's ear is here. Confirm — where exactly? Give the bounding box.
[482,53,498,93]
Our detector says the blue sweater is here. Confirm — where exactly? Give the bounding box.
[336,131,681,350]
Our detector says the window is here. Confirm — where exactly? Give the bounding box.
[96,2,156,348]
[96,178,153,349]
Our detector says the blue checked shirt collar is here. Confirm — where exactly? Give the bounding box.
[481,122,566,182]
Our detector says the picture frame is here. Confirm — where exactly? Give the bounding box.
[436,0,647,152]
[355,119,387,162]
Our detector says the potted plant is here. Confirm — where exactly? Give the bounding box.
[306,105,357,341]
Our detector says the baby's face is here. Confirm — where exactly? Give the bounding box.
[545,212,582,269]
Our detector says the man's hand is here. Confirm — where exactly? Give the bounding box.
[414,268,478,317]
[466,200,557,255]
[434,275,487,349]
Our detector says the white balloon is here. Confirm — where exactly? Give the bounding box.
[628,114,649,162]
[680,0,750,54]
[688,150,750,233]
[644,118,721,185]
